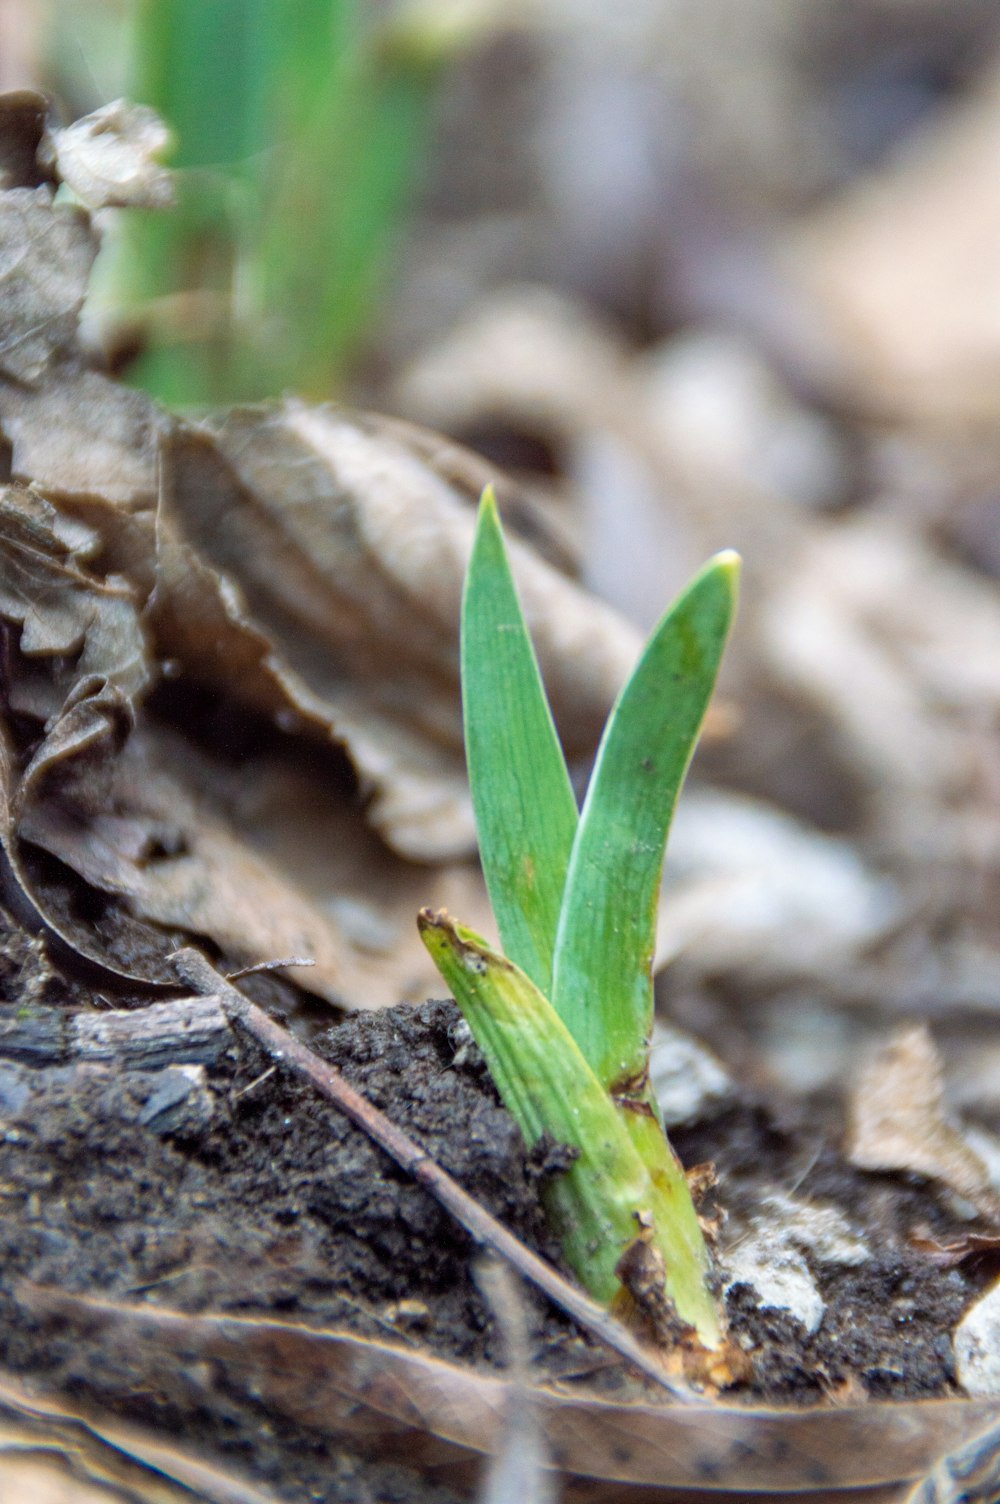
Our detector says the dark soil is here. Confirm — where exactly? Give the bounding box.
[0,915,993,1501]
[674,1104,978,1401]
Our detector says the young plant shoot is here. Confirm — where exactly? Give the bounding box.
[419,490,739,1351]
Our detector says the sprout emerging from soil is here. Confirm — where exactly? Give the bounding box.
[419,490,738,1350]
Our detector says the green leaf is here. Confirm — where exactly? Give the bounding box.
[418,909,720,1344]
[461,490,579,994]
[552,553,740,1092]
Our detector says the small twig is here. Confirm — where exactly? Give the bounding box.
[171,947,693,1401]
[225,958,315,981]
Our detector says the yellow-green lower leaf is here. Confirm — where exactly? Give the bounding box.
[418,909,721,1347]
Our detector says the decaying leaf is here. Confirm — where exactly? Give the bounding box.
[0,186,96,386]
[845,1024,1000,1222]
[159,404,642,859]
[16,1284,1000,1497]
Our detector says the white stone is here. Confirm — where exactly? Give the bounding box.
[721,1193,870,1337]
[758,1193,870,1267]
[955,1278,1000,1397]
[723,1237,826,1335]
[649,1021,733,1127]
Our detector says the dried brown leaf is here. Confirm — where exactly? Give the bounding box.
[0,1369,280,1504]
[910,1232,1000,1270]
[0,185,96,385]
[160,403,643,859]
[17,742,350,1001]
[2,368,163,505]
[0,485,353,994]
[17,1285,1000,1496]
[0,482,490,1004]
[845,1024,1000,1222]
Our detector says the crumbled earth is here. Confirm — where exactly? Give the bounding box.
[673,1104,980,1401]
[0,931,993,1501]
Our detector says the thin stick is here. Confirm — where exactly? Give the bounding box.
[171,948,692,1401]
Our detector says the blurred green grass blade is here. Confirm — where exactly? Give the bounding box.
[103,0,440,403]
[552,553,740,1091]
[132,0,275,168]
[418,909,721,1342]
[111,0,279,405]
[255,16,435,395]
[462,490,578,993]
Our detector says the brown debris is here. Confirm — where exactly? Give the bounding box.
[910,1230,1000,1269]
[845,1023,1000,1223]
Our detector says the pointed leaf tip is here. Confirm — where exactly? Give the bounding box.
[696,549,742,607]
[551,544,739,1087]
[477,483,499,520]
[710,547,741,581]
[462,480,578,993]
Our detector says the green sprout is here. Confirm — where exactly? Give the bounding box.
[419,490,739,1351]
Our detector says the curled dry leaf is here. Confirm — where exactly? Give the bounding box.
[159,403,642,859]
[0,469,495,1004]
[0,482,400,999]
[17,1285,1000,1498]
[845,1024,1000,1223]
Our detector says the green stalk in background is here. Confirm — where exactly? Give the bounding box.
[421,491,739,1351]
[83,0,453,406]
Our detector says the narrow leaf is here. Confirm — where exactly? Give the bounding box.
[418,909,720,1345]
[552,553,740,1092]
[462,490,578,993]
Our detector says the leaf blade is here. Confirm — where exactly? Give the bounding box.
[418,909,720,1342]
[552,553,740,1090]
[462,490,578,993]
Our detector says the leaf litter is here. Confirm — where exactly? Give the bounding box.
[1,82,1000,1504]
[0,96,634,1009]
